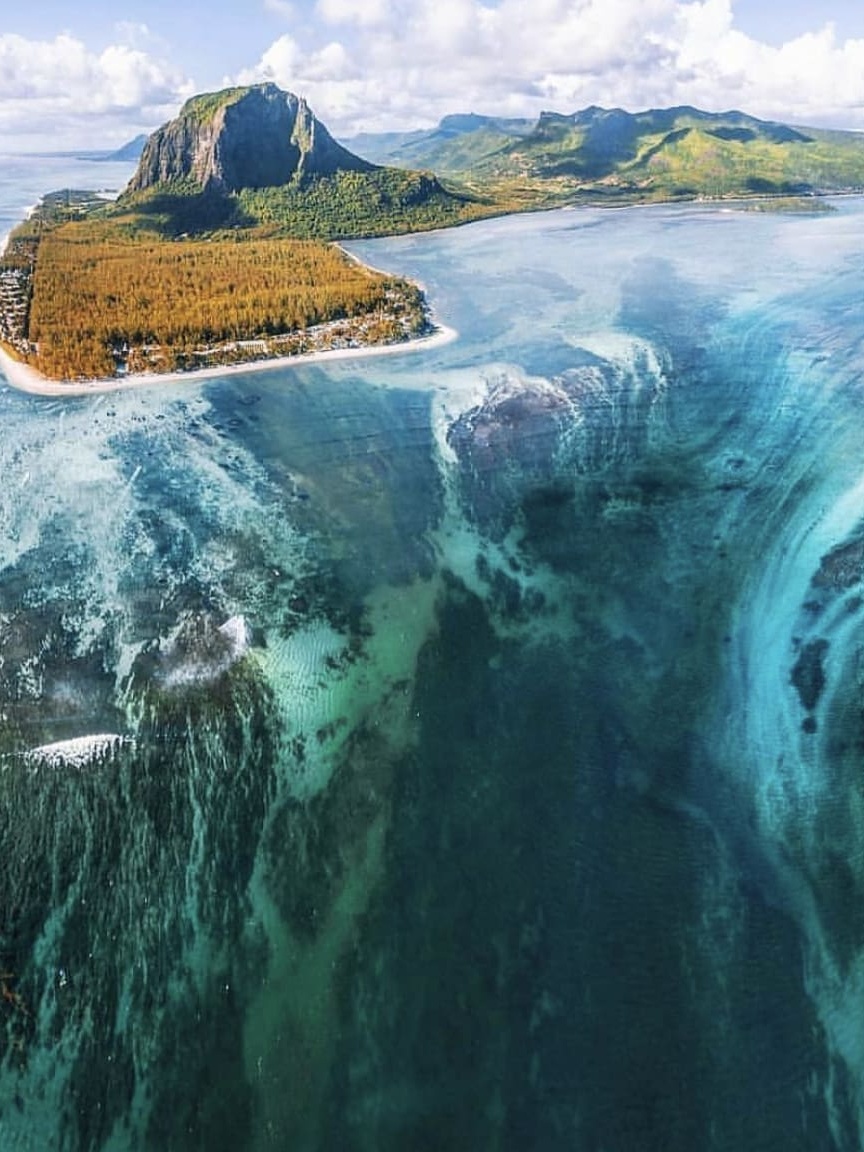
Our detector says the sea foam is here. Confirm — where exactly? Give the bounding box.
[24,733,131,768]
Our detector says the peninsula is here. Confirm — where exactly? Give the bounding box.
[0,84,486,387]
[4,84,864,388]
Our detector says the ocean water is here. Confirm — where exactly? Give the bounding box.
[0,154,134,250]
[2,155,864,1150]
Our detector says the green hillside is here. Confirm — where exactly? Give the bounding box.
[349,105,864,204]
[345,114,534,176]
[112,166,499,242]
[113,83,503,240]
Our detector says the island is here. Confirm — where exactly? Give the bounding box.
[4,84,864,388]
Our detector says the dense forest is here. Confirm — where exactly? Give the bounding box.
[0,204,430,381]
[111,166,502,242]
[236,169,499,239]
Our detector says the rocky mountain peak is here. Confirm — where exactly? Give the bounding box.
[127,83,375,195]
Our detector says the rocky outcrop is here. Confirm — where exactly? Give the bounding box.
[127,83,375,194]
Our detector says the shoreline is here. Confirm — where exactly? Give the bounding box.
[0,323,458,398]
[4,185,851,403]
[0,201,38,258]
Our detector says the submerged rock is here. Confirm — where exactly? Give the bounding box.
[813,537,864,592]
[790,637,829,712]
[447,356,665,537]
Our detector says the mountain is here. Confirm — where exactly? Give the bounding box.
[107,134,149,163]
[2,85,455,381]
[118,83,492,239]
[73,135,149,164]
[349,104,864,203]
[120,89,864,234]
[500,105,816,184]
[345,113,534,174]
[127,83,375,195]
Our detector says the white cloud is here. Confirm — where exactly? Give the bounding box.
[113,22,154,50]
[7,0,864,151]
[0,32,194,150]
[670,6,864,125]
[236,0,864,135]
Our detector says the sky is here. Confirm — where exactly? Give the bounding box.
[2,0,864,151]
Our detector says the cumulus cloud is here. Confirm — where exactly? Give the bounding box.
[113,22,155,50]
[670,3,864,125]
[0,31,194,150]
[237,0,864,134]
[7,0,864,150]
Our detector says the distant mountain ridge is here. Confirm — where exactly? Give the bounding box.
[345,104,815,170]
[346,103,864,201]
[343,113,535,175]
[512,105,814,181]
[81,87,864,242]
[107,134,149,163]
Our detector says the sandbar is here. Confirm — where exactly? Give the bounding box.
[0,323,458,399]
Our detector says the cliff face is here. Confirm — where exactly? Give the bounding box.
[127,83,375,194]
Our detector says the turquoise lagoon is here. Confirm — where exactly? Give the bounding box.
[2,167,864,1149]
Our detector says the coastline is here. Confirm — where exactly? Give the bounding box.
[4,185,844,403]
[0,323,458,398]
[0,201,39,258]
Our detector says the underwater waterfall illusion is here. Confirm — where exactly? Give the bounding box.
[3,182,864,1149]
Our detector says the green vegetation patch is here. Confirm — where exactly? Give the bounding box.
[179,86,251,125]
[108,182,251,236]
[237,169,498,239]
[110,168,502,242]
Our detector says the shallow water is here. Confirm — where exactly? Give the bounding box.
[3,156,864,1149]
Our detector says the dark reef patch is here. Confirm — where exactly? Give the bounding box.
[791,638,829,712]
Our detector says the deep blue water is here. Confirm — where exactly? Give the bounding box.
[3,157,864,1149]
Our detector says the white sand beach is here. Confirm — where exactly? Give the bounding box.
[0,323,458,398]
